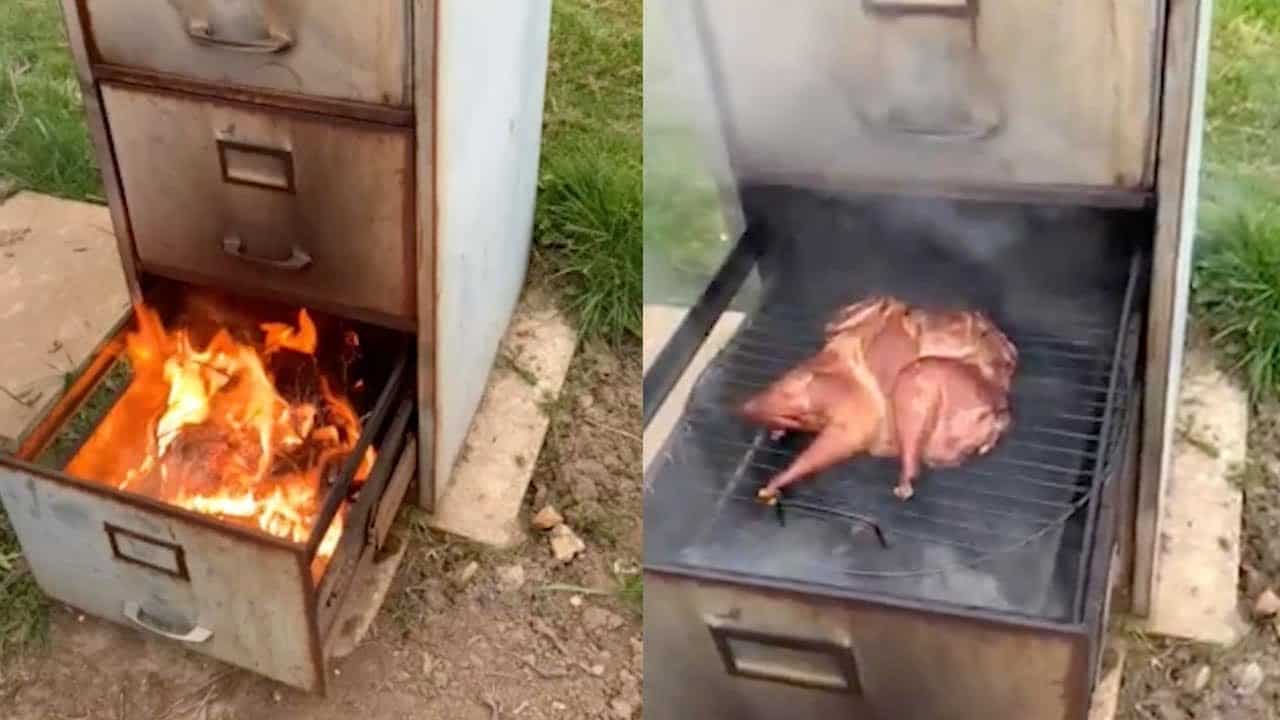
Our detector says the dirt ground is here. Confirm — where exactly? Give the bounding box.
[1117,340,1280,720]
[0,340,644,720]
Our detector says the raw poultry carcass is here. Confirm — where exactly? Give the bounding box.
[738,296,1017,503]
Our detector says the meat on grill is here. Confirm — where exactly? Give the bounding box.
[738,296,1017,503]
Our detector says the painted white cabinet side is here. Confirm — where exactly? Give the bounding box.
[433,1,554,506]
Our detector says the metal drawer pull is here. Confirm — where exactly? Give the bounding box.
[222,236,313,272]
[185,20,293,54]
[864,0,974,17]
[123,601,213,643]
[866,104,1001,141]
[857,0,1000,140]
[218,139,295,193]
[708,623,862,694]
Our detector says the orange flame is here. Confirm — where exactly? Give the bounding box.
[66,303,373,580]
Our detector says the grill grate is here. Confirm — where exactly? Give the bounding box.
[647,303,1134,621]
[690,309,1109,533]
[644,193,1143,624]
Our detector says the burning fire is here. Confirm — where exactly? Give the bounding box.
[67,303,374,579]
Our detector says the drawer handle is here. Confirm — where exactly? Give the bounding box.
[708,622,862,694]
[222,236,313,272]
[861,103,1001,141]
[186,20,293,54]
[123,601,213,644]
[857,0,1000,141]
[863,0,974,17]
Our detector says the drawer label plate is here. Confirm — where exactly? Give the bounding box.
[105,523,190,581]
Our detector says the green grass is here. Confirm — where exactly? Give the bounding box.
[1193,0,1280,397]
[0,0,100,201]
[1194,211,1280,397]
[534,0,642,345]
[0,512,47,659]
[618,573,642,615]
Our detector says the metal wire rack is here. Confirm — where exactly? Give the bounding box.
[644,247,1141,624]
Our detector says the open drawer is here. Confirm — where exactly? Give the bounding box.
[0,294,419,693]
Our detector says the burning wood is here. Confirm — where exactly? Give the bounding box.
[739,296,1017,503]
[65,302,375,579]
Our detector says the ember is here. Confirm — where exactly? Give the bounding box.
[66,302,374,579]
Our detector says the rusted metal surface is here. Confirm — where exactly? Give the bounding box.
[322,516,412,663]
[413,0,439,512]
[79,0,413,107]
[645,571,1084,719]
[55,0,142,300]
[322,446,419,663]
[91,64,417,127]
[374,435,417,550]
[315,396,414,635]
[98,82,416,329]
[1111,383,1146,615]
[686,0,1163,193]
[0,465,320,691]
[1134,0,1215,619]
[307,349,410,561]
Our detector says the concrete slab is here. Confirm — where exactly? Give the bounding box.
[642,303,745,472]
[1140,344,1248,645]
[428,287,578,547]
[0,192,130,453]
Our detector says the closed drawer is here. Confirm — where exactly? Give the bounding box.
[82,0,411,107]
[100,82,415,328]
[701,0,1164,191]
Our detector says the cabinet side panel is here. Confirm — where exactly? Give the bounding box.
[429,0,553,508]
[1134,0,1215,617]
[56,0,141,299]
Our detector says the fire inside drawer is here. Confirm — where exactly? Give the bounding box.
[0,287,417,693]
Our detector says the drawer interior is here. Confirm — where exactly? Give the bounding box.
[12,281,413,582]
[0,282,418,690]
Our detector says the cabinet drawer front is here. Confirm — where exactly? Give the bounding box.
[83,0,411,107]
[0,466,319,691]
[700,0,1163,191]
[101,83,415,327]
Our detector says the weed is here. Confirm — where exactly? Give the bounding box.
[534,0,641,345]
[497,349,539,388]
[572,505,620,548]
[1193,210,1280,397]
[1176,415,1222,459]
[0,513,48,659]
[537,147,642,346]
[618,573,642,616]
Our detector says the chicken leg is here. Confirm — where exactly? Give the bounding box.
[890,357,1012,500]
[889,360,944,501]
[756,379,882,504]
